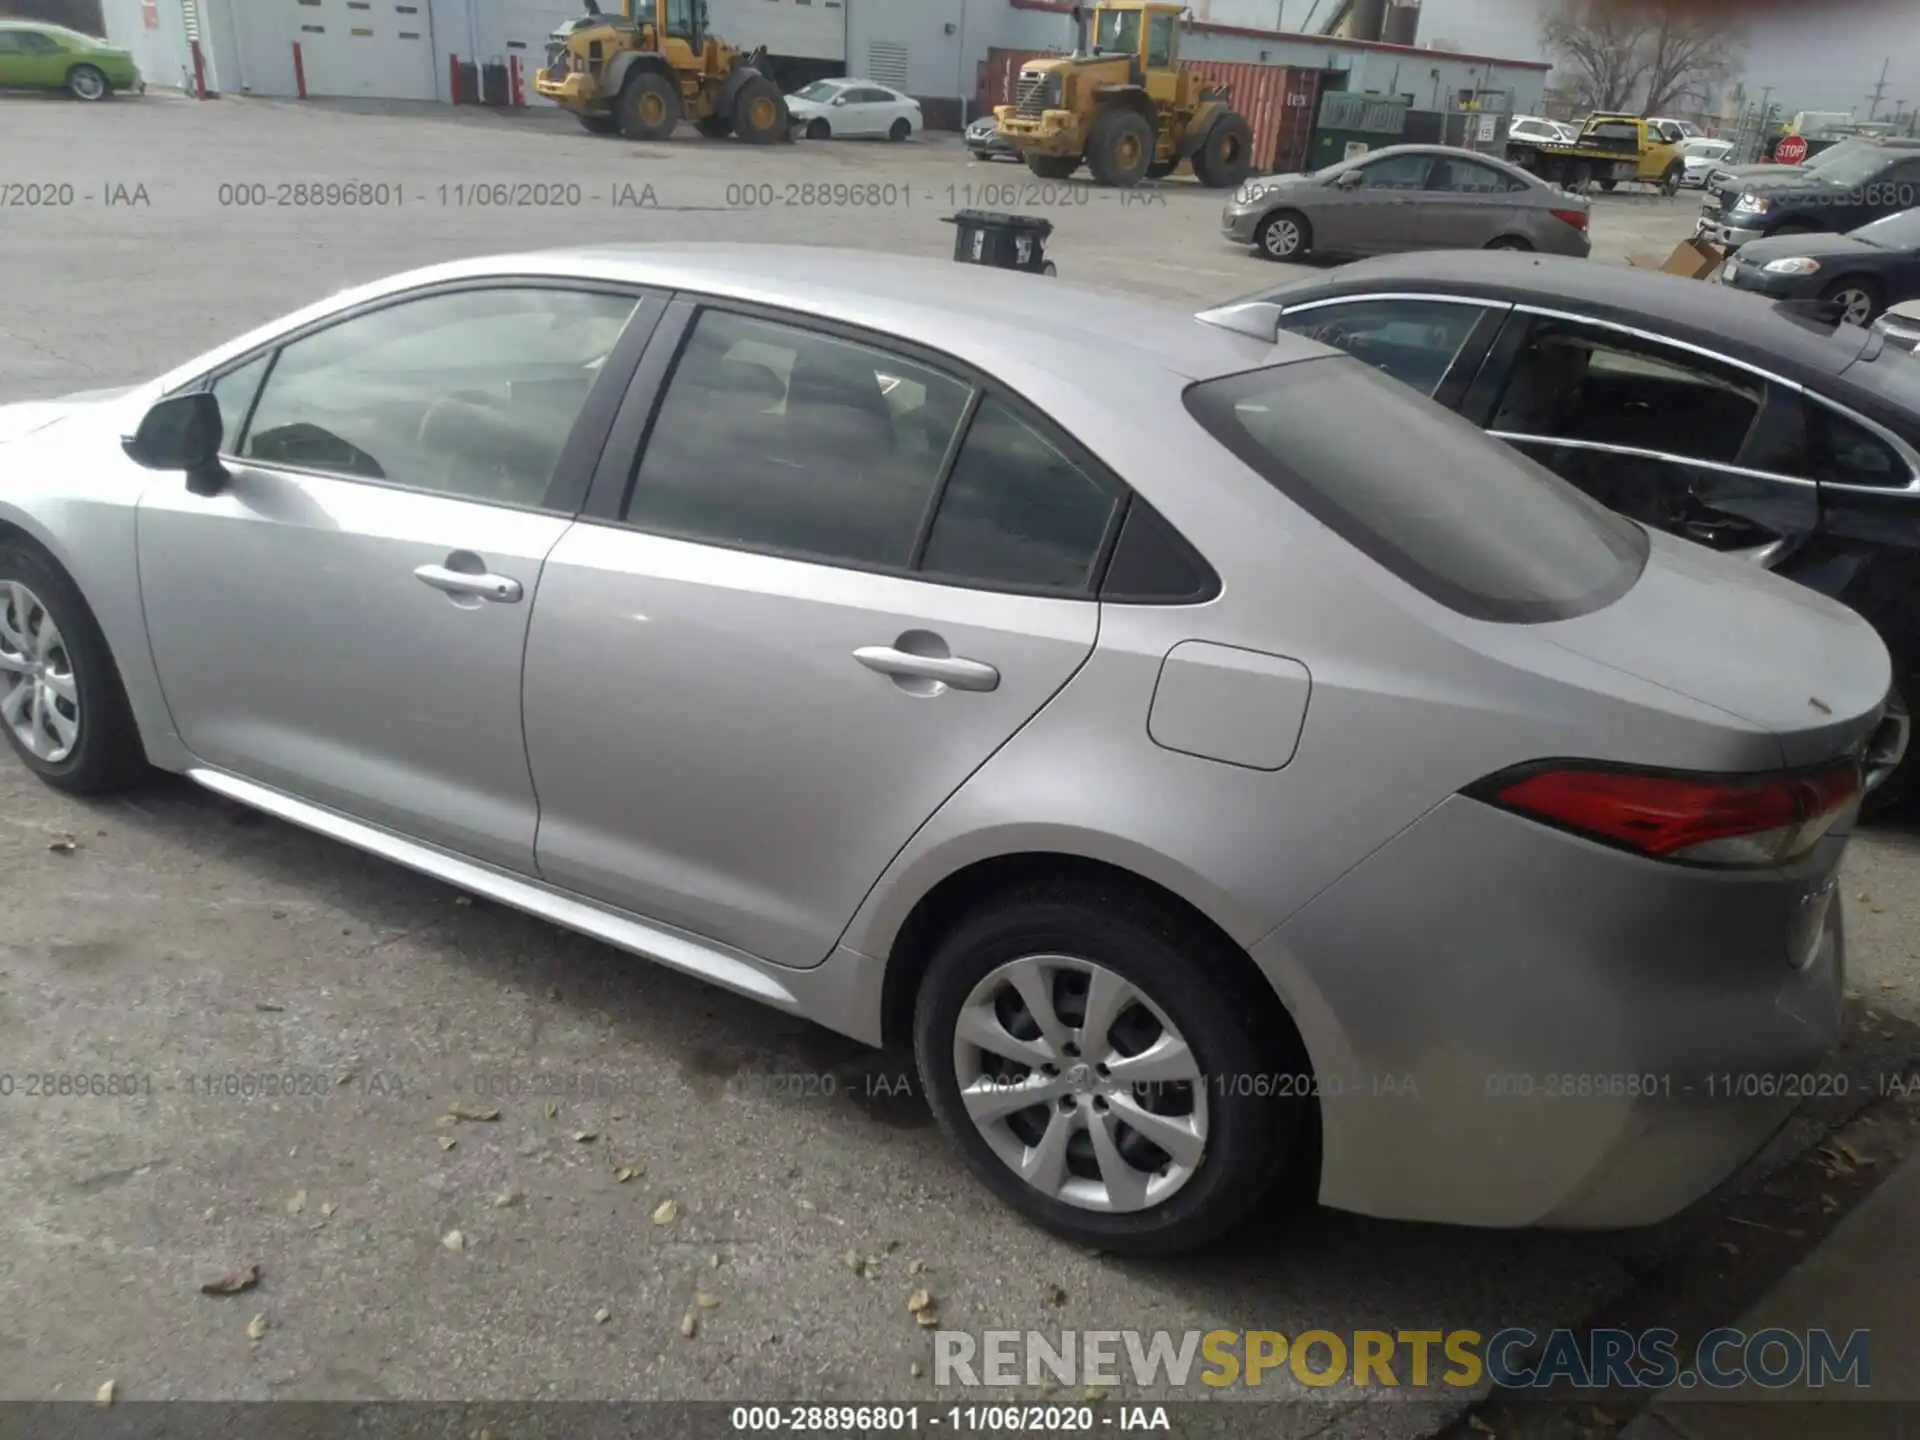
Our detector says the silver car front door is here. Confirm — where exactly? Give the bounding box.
[523,303,1116,968]
[136,284,659,873]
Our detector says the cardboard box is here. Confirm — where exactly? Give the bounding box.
[1636,237,1725,279]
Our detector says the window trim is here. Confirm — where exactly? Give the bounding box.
[1276,293,1512,406]
[579,291,1141,601]
[176,277,667,516]
[1508,302,1920,493]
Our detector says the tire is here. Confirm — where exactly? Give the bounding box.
[1190,112,1254,189]
[1597,178,1616,192]
[731,75,787,145]
[1485,235,1534,251]
[1025,154,1079,179]
[1661,162,1684,197]
[1254,209,1310,261]
[617,70,680,142]
[67,65,111,102]
[1085,108,1155,187]
[1821,274,1882,327]
[576,112,620,135]
[889,117,911,142]
[694,114,733,138]
[805,117,830,140]
[912,880,1299,1254]
[0,542,146,795]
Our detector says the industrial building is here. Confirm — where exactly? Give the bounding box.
[94,0,1546,137]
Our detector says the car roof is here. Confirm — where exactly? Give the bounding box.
[403,243,1318,384]
[1252,250,1875,378]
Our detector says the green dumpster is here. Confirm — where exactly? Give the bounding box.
[1306,92,1409,170]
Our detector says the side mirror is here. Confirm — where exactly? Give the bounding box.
[1335,169,1364,189]
[832,96,848,106]
[124,392,229,497]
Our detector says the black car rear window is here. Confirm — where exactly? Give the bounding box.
[1184,357,1650,623]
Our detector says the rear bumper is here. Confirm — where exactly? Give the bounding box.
[1255,793,1847,1229]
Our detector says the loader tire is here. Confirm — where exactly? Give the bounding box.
[733,75,787,144]
[1191,112,1254,188]
[619,70,681,142]
[1025,155,1079,179]
[1085,108,1155,187]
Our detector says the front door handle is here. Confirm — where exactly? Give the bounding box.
[414,562,523,603]
[854,645,1000,693]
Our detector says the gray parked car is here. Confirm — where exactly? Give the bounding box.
[0,246,1889,1253]
[1223,144,1593,262]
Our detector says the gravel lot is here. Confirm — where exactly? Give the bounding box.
[2,91,1917,1437]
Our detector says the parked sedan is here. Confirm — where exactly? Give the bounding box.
[1222,145,1592,263]
[786,77,920,141]
[0,20,140,100]
[0,246,1889,1252]
[1724,207,1920,326]
[1679,137,1736,188]
[1204,250,1917,808]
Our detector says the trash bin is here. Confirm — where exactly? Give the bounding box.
[945,210,1057,276]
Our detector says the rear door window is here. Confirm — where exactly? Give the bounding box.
[1184,357,1648,622]
[1488,321,1762,465]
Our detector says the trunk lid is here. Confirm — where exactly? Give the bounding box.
[1536,530,1891,769]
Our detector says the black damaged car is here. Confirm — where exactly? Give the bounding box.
[1697,136,1920,251]
[1200,251,1920,811]
[1725,207,1920,327]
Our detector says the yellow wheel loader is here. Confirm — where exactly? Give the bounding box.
[993,2,1254,188]
[535,0,789,144]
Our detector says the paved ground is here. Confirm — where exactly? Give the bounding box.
[2,92,1918,1436]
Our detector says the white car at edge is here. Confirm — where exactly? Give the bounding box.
[787,77,921,141]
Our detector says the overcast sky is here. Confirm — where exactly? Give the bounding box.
[1402,0,1918,115]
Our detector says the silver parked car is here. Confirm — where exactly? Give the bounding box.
[0,246,1890,1253]
[1223,144,1593,262]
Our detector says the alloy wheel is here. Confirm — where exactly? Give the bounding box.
[1832,286,1876,327]
[950,953,1208,1213]
[0,580,81,763]
[70,67,107,101]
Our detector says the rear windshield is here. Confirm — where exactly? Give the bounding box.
[1184,357,1649,623]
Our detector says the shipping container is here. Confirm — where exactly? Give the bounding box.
[1179,59,1291,173]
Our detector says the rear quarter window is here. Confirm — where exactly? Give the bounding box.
[1183,357,1649,623]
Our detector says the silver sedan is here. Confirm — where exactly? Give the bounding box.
[1223,143,1593,262]
[0,245,1887,1252]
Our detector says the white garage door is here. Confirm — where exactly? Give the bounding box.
[709,0,844,62]
[295,0,438,100]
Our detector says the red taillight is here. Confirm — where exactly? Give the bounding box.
[1550,207,1590,232]
[1473,760,1861,866]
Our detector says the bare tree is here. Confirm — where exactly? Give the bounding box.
[1541,1,1655,114]
[1542,0,1745,116]
[1641,4,1745,115]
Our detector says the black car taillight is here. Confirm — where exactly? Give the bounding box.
[1468,759,1861,867]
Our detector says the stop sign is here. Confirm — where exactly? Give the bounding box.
[1776,135,1810,165]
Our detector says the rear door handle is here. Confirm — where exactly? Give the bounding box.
[414,563,524,603]
[854,646,1000,693]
